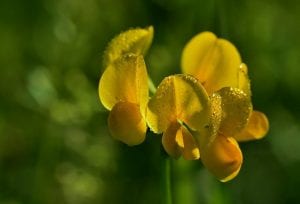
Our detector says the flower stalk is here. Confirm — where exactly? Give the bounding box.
[161,147,172,204]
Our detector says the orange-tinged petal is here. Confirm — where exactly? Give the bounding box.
[162,122,182,159]
[215,87,252,137]
[103,26,154,66]
[181,32,241,94]
[178,125,200,160]
[234,111,269,142]
[162,121,200,160]
[200,134,243,182]
[146,74,210,133]
[108,101,146,146]
[99,54,148,116]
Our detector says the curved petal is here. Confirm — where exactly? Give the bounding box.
[200,134,243,182]
[234,111,269,142]
[215,87,252,137]
[146,74,210,133]
[162,122,182,159]
[181,32,241,94]
[178,124,200,160]
[99,54,148,116]
[162,121,200,160]
[103,26,154,66]
[108,101,146,146]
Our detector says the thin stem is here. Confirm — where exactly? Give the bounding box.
[161,148,172,204]
[148,77,157,95]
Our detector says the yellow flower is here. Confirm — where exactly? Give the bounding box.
[99,27,153,146]
[146,74,211,160]
[99,27,269,182]
[103,26,153,67]
[181,31,269,181]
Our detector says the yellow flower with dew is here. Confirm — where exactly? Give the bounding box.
[98,27,269,183]
[181,31,269,181]
[146,74,211,160]
[99,27,153,146]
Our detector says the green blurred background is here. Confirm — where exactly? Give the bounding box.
[0,0,300,203]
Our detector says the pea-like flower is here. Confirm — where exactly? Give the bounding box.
[181,32,269,181]
[99,27,269,183]
[146,74,211,160]
[99,27,153,146]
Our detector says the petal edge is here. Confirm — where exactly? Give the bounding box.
[234,110,269,142]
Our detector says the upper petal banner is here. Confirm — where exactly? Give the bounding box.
[99,54,148,115]
[181,32,242,94]
[103,26,154,66]
[146,74,210,134]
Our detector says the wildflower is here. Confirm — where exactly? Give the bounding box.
[146,74,211,160]
[99,27,153,146]
[99,27,269,182]
[181,31,269,181]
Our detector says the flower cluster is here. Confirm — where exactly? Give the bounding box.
[98,27,269,182]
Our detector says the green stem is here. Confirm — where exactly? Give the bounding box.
[148,77,157,95]
[161,148,172,204]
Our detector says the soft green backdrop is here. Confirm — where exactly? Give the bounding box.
[0,0,299,203]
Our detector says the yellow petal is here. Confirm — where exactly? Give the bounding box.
[162,122,182,159]
[200,134,243,182]
[146,74,210,133]
[108,101,146,146]
[181,32,241,94]
[209,92,222,142]
[234,111,269,142]
[162,121,200,160]
[238,63,251,96]
[215,87,252,137]
[99,54,148,116]
[177,124,200,160]
[103,26,154,66]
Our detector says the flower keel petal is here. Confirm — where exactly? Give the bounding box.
[179,126,200,160]
[162,121,200,160]
[200,134,243,182]
[108,102,146,146]
[162,122,182,159]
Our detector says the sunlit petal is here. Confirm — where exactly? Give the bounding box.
[181,32,241,94]
[162,122,182,159]
[209,92,222,142]
[200,134,243,182]
[103,26,154,66]
[214,87,252,137]
[178,125,200,160]
[99,54,148,116]
[108,101,146,146]
[146,74,210,133]
[234,111,269,142]
[162,121,200,160]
